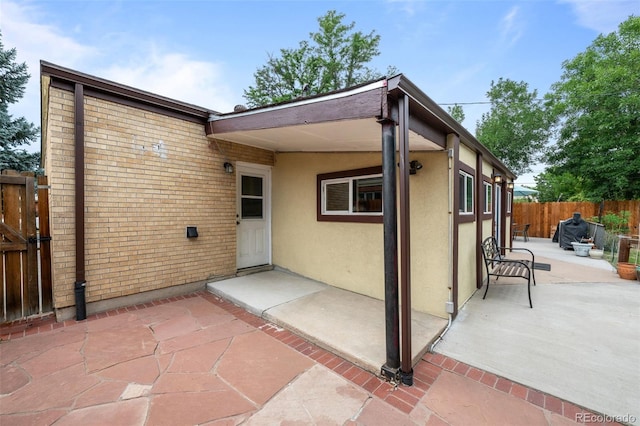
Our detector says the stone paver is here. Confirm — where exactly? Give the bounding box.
[246,364,368,424]
[0,291,604,425]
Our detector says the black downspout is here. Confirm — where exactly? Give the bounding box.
[398,94,413,386]
[74,83,87,321]
[380,118,400,381]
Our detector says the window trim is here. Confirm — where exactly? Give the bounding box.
[317,166,383,223]
[459,170,474,215]
[483,178,493,218]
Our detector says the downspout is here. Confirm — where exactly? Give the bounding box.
[450,135,460,317]
[397,94,413,386]
[380,118,400,381]
[74,83,87,320]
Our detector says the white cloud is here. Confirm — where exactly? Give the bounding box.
[101,48,236,113]
[1,0,239,156]
[500,6,524,48]
[561,0,639,33]
[2,1,97,151]
[386,0,425,17]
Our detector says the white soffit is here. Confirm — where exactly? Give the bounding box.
[212,118,442,152]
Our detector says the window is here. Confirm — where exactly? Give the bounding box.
[317,167,383,223]
[323,175,382,214]
[483,181,492,214]
[507,191,512,213]
[241,175,264,219]
[459,171,474,214]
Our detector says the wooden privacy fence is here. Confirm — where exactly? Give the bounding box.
[513,201,640,239]
[1,171,52,323]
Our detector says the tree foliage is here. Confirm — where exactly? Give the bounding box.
[544,16,640,200]
[475,78,552,176]
[447,104,465,124]
[0,31,39,172]
[534,170,588,202]
[244,10,390,107]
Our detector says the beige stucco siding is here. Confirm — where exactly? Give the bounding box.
[482,158,493,179]
[457,222,478,305]
[459,144,476,169]
[457,145,480,306]
[272,151,450,317]
[408,152,451,317]
[44,85,273,309]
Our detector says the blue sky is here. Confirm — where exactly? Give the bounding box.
[2,0,638,183]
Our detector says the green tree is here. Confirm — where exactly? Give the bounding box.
[0,31,40,172]
[545,16,640,200]
[447,104,465,124]
[534,170,587,202]
[475,78,551,176]
[244,10,390,107]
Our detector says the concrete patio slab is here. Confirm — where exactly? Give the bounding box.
[436,238,640,425]
[264,285,448,373]
[207,269,327,316]
[208,268,448,374]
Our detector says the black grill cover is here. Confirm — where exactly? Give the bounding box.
[553,213,590,249]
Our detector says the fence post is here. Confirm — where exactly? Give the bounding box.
[619,237,631,263]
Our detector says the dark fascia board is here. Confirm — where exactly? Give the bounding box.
[40,61,218,122]
[386,74,516,180]
[208,80,386,134]
[214,77,388,118]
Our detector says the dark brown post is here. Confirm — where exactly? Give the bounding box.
[74,83,87,320]
[398,94,413,386]
[380,117,400,381]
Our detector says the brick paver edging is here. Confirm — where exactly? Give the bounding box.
[1,290,619,425]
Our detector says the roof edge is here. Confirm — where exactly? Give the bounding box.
[387,74,515,179]
[40,61,218,121]
[210,78,388,122]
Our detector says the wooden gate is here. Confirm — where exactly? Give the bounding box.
[1,171,52,323]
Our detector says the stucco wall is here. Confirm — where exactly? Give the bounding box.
[459,143,477,169]
[457,223,478,305]
[44,85,273,309]
[271,151,450,317]
[457,144,479,306]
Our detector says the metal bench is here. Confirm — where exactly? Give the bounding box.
[481,236,536,308]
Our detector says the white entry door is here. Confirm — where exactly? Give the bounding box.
[236,163,271,269]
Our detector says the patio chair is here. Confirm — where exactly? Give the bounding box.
[513,224,530,242]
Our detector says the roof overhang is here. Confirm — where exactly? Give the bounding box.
[206,78,446,153]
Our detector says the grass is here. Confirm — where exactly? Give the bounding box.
[604,247,640,266]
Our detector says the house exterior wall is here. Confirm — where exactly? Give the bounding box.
[457,144,480,305]
[44,84,273,311]
[457,223,477,305]
[271,151,450,317]
[459,145,477,170]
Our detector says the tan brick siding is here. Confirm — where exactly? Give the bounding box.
[45,85,273,309]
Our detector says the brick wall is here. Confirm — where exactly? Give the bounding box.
[45,85,273,309]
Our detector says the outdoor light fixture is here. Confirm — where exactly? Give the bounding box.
[507,182,515,189]
[223,162,234,174]
[409,160,423,175]
[494,173,503,184]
